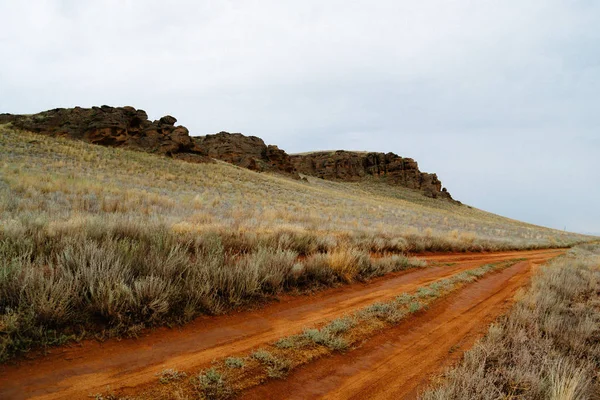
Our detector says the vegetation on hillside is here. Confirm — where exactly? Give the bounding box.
[420,244,600,399]
[0,126,594,361]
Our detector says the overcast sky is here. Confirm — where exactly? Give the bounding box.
[1,1,598,234]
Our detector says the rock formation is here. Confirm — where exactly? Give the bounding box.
[0,106,208,162]
[194,132,300,179]
[291,151,453,199]
[0,105,454,199]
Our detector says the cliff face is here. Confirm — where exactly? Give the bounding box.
[0,106,209,162]
[291,151,453,199]
[194,132,300,179]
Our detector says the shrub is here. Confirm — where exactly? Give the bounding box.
[156,368,187,384]
[250,349,291,379]
[251,349,274,364]
[274,337,295,349]
[395,293,414,305]
[327,248,370,282]
[302,328,349,351]
[266,357,292,379]
[224,357,245,369]
[193,368,233,400]
[408,301,422,314]
[323,317,356,335]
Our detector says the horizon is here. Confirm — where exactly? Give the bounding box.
[1,1,598,234]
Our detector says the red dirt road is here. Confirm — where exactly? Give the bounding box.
[0,249,564,399]
[242,257,545,399]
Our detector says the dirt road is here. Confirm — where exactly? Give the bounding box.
[0,249,564,399]
[242,256,547,399]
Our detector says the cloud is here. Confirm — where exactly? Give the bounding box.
[0,0,598,233]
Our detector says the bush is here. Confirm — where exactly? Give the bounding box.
[194,368,233,400]
[224,357,245,369]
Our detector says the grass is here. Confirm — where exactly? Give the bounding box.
[0,125,596,362]
[420,244,600,399]
[0,220,427,362]
[224,357,245,369]
[250,349,291,379]
[192,368,233,400]
[156,369,188,384]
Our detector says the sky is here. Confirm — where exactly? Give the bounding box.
[1,1,598,234]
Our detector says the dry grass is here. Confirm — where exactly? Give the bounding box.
[0,219,425,362]
[0,126,595,362]
[420,244,600,400]
[0,125,590,251]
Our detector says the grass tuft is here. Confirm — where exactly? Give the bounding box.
[193,368,234,400]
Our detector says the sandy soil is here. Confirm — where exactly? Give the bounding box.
[0,249,564,399]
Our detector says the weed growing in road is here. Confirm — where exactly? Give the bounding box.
[323,317,356,335]
[250,348,291,378]
[265,357,292,379]
[156,368,188,384]
[250,349,274,363]
[417,287,440,298]
[193,368,234,400]
[274,337,295,349]
[395,292,414,304]
[224,357,245,369]
[409,301,423,314]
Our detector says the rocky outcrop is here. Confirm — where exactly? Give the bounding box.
[1,106,455,199]
[194,132,300,179]
[291,151,453,199]
[0,106,209,162]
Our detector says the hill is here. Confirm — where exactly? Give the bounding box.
[1,106,452,199]
[0,113,595,364]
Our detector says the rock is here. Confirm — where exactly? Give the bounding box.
[1,106,456,200]
[2,106,209,162]
[0,113,16,125]
[194,132,301,179]
[159,115,177,126]
[291,151,454,200]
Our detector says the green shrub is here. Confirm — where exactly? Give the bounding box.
[193,368,233,400]
[224,357,245,369]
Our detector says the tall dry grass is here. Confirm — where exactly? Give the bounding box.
[420,244,600,400]
[0,218,424,362]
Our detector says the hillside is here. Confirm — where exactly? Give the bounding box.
[1,106,452,199]
[0,124,589,250]
[0,122,596,394]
